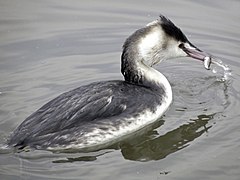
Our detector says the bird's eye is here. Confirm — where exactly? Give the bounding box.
[178,43,184,49]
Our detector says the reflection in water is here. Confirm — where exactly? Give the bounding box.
[52,113,213,163]
[119,114,213,161]
[53,155,97,163]
[52,151,110,163]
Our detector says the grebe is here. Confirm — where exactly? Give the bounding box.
[8,15,211,151]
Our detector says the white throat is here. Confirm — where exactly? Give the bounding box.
[140,63,172,105]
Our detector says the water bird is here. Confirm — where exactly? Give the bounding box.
[7,15,211,151]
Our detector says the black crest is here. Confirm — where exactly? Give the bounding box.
[159,15,188,42]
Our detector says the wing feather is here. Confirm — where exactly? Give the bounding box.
[8,81,130,146]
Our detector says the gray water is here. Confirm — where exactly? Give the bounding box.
[0,0,240,180]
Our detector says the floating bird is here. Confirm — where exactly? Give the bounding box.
[8,15,211,151]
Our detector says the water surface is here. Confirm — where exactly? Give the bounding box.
[0,0,240,180]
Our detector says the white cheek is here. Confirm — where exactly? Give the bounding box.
[174,46,187,57]
[167,41,187,58]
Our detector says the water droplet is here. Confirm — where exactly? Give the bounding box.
[208,57,232,82]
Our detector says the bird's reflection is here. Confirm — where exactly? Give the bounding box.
[119,114,213,161]
[53,113,213,163]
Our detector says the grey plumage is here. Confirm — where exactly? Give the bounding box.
[8,81,164,149]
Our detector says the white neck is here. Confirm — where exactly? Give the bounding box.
[139,62,172,105]
[138,27,165,66]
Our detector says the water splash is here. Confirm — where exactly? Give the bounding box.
[204,56,232,82]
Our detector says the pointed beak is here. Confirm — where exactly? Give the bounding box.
[181,42,210,61]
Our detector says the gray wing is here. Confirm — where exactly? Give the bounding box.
[8,81,133,146]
